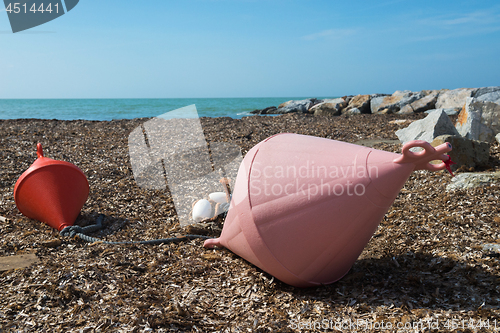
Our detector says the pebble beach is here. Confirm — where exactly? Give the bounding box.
[1,112,500,332]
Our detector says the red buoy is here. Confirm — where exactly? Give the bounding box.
[14,143,89,231]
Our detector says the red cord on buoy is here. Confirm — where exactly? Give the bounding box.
[444,155,456,177]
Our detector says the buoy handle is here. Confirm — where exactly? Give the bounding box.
[203,238,222,249]
[394,140,452,171]
[36,143,44,158]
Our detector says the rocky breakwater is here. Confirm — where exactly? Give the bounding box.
[393,86,500,190]
[250,87,490,116]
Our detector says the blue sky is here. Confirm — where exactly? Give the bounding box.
[0,0,499,98]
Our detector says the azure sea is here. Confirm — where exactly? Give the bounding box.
[0,98,336,121]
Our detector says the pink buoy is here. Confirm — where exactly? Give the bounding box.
[204,133,452,287]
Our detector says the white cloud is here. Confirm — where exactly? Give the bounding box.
[411,51,472,62]
[419,10,499,27]
[412,26,500,42]
[411,8,500,41]
[442,15,481,26]
[302,28,357,41]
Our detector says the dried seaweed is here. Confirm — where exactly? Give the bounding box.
[1,113,499,332]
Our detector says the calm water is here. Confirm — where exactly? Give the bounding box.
[0,98,335,120]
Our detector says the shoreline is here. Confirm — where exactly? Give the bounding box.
[0,97,331,121]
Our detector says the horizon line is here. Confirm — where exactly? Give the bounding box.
[0,96,340,99]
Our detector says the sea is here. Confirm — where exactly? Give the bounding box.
[0,97,336,120]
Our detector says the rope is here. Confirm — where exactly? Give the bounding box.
[60,214,213,245]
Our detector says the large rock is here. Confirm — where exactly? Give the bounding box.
[308,98,324,109]
[322,97,347,105]
[397,104,415,115]
[446,172,500,191]
[345,94,371,114]
[497,133,500,144]
[424,108,459,116]
[370,96,386,114]
[344,107,361,115]
[455,97,500,142]
[277,99,314,113]
[250,106,277,114]
[395,109,460,145]
[311,98,347,116]
[398,91,438,114]
[474,86,500,104]
[431,135,489,169]
[372,91,423,114]
[395,90,424,107]
[435,88,477,110]
[343,95,353,105]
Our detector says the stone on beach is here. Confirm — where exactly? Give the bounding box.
[345,94,371,114]
[474,86,500,104]
[250,106,277,114]
[497,133,500,144]
[424,108,459,116]
[310,98,347,116]
[277,99,313,114]
[371,91,423,114]
[398,105,414,115]
[398,91,438,114]
[455,97,500,142]
[395,109,459,145]
[435,88,477,110]
[344,107,361,115]
[431,135,489,170]
[446,172,500,191]
[370,96,386,114]
[389,119,413,125]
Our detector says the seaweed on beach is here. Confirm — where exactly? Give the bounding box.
[1,113,500,332]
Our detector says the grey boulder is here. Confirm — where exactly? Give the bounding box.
[398,92,438,114]
[277,99,313,113]
[344,107,361,115]
[446,172,500,191]
[435,88,477,110]
[474,86,500,104]
[311,98,347,116]
[370,96,386,114]
[372,91,423,114]
[431,135,489,169]
[395,109,460,145]
[250,106,277,114]
[455,97,500,142]
[425,108,459,116]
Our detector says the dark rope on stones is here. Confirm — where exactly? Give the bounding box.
[60,214,213,245]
